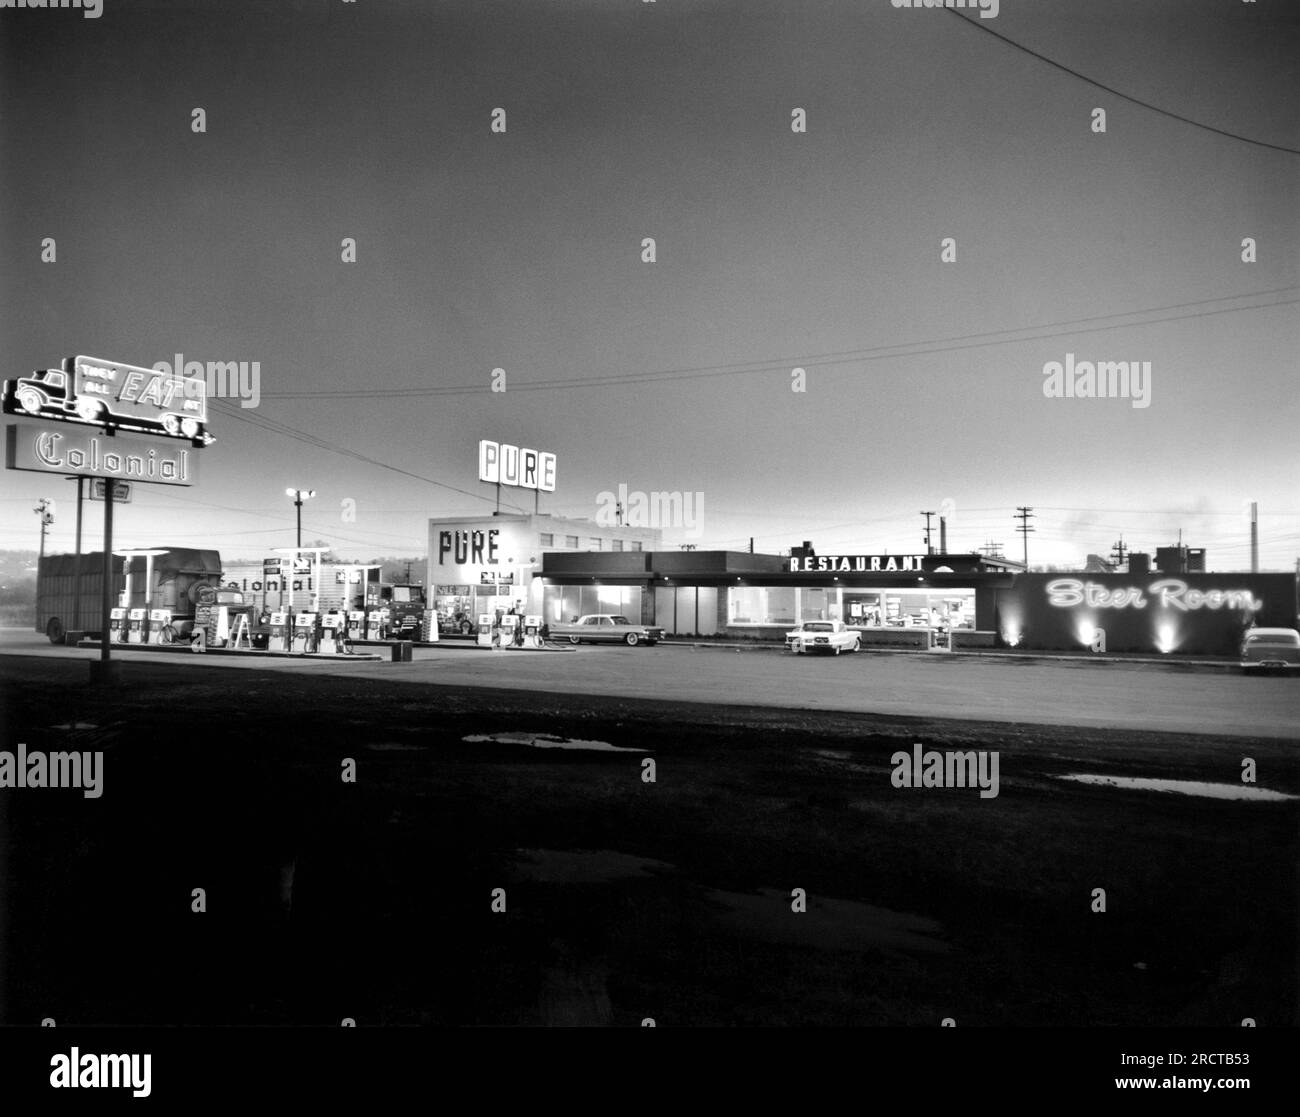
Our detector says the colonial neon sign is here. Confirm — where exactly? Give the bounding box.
[789,554,926,573]
[478,440,556,492]
[5,424,197,485]
[1046,578,1262,612]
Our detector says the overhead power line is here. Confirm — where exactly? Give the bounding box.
[946,9,1300,156]
[206,399,530,514]
[257,288,1300,399]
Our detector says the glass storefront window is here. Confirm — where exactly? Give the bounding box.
[728,587,797,626]
[800,588,838,622]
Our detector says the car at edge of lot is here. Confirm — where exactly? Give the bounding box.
[785,620,862,655]
[548,614,664,646]
[1239,627,1300,673]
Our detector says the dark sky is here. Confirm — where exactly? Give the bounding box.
[2,0,1297,568]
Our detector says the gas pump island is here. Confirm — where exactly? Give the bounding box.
[3,355,212,682]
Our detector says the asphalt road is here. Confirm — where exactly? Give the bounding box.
[4,628,1297,739]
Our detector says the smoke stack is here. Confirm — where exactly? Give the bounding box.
[939,517,947,554]
[1250,502,1258,573]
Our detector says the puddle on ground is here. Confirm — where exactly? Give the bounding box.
[510,852,949,957]
[50,723,99,730]
[463,732,642,753]
[704,887,950,955]
[365,742,426,751]
[510,848,676,883]
[1056,774,1296,802]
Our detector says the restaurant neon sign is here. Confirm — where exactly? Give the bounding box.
[1046,578,1261,613]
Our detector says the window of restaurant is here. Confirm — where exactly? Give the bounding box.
[547,585,643,624]
[724,586,975,629]
[800,587,839,622]
[727,586,797,627]
[879,590,975,628]
[656,586,720,634]
[539,533,554,547]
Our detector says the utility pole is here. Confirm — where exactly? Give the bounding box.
[920,510,936,555]
[1014,506,1035,570]
[404,559,413,582]
[286,488,316,549]
[1108,536,1128,570]
[34,498,54,561]
[980,540,1004,559]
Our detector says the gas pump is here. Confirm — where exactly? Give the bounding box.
[476,613,494,648]
[150,609,172,644]
[499,614,519,648]
[268,611,289,652]
[522,614,543,649]
[366,608,389,641]
[319,609,346,653]
[293,612,318,653]
[109,607,127,643]
[347,610,366,642]
[127,607,147,644]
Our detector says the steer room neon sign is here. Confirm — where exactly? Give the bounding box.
[1046,578,1261,612]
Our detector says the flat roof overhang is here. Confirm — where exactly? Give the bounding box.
[541,571,1018,590]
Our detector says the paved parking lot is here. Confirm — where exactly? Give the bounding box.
[4,628,1297,738]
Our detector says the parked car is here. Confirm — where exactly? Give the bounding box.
[549,614,663,646]
[1239,627,1300,673]
[785,620,862,655]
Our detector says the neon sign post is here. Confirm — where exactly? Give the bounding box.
[3,353,214,682]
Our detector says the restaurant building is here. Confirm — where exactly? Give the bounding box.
[537,548,1298,656]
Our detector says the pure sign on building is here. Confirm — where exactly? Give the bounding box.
[478,440,556,492]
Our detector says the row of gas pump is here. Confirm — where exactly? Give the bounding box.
[102,605,547,652]
[107,608,180,644]
[103,607,418,653]
[478,613,546,649]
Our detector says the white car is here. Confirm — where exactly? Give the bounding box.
[785,620,861,655]
[1239,627,1300,673]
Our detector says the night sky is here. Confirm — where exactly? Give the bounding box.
[2,0,1297,569]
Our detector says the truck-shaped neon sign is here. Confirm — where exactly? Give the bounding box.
[2,355,213,445]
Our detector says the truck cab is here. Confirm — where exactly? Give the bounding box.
[367,583,426,639]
